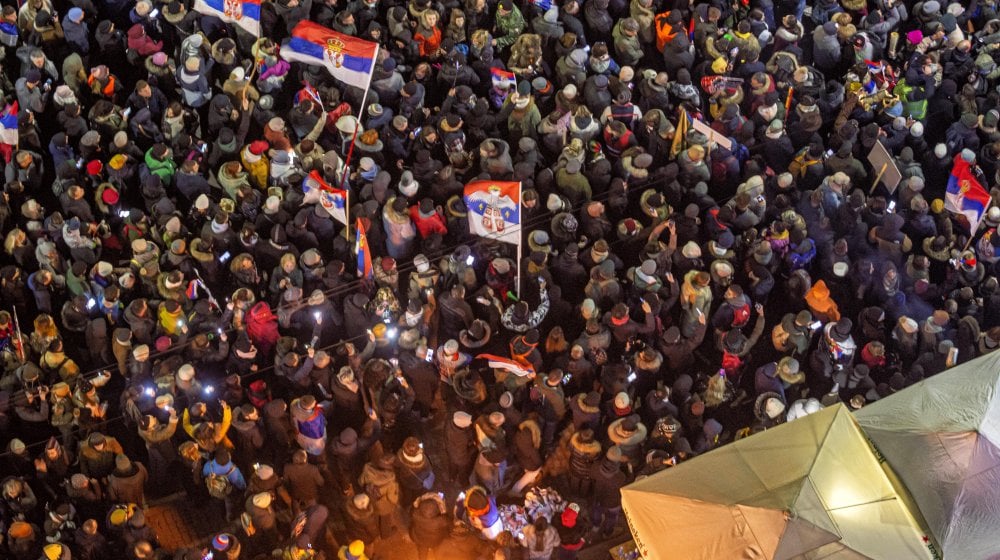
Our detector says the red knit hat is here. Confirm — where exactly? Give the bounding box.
[101,188,120,205]
[249,140,269,155]
[561,503,580,527]
[86,160,103,176]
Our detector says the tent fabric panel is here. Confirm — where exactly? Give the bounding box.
[806,407,901,512]
[772,518,842,560]
[730,405,837,494]
[624,444,780,506]
[620,490,785,560]
[854,352,1000,435]
[791,477,840,538]
[624,406,839,507]
[857,428,975,549]
[826,499,933,560]
[937,438,1000,559]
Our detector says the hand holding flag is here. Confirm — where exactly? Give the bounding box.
[302,170,348,225]
[355,217,373,279]
[946,152,991,233]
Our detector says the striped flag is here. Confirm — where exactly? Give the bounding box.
[477,354,535,377]
[282,21,379,89]
[491,67,515,89]
[464,180,521,245]
[193,0,261,35]
[0,101,17,164]
[355,217,373,279]
[946,154,991,233]
[302,170,348,225]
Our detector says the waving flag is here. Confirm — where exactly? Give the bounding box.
[490,67,515,89]
[302,171,348,225]
[295,82,322,106]
[464,180,521,245]
[355,217,373,279]
[282,21,378,89]
[0,101,17,163]
[193,0,260,35]
[0,101,17,145]
[946,154,991,233]
[477,354,535,377]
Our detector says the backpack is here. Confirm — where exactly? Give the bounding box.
[721,351,742,374]
[206,463,236,499]
[788,149,820,179]
[731,303,750,328]
[771,322,791,351]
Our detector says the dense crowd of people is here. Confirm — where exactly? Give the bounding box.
[1,0,999,557]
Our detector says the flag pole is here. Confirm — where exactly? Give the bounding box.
[343,189,350,240]
[962,197,992,253]
[11,306,24,364]
[358,44,379,118]
[338,45,379,193]
[516,182,523,299]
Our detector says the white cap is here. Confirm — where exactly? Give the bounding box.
[614,392,630,409]
[251,492,272,509]
[765,397,786,419]
[177,364,195,381]
[453,411,473,428]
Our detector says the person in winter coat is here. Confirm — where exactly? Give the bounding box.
[358,448,402,539]
[202,448,246,520]
[107,454,148,505]
[410,492,451,560]
[811,22,842,73]
[283,449,324,511]
[520,516,561,559]
[590,447,627,538]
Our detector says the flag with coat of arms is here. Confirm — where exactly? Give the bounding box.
[464,180,521,245]
[302,170,348,225]
[193,0,261,35]
[282,21,379,89]
[946,152,991,233]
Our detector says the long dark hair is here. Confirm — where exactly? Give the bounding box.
[533,517,548,551]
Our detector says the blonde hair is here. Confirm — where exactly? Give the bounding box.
[34,314,59,338]
[3,229,25,255]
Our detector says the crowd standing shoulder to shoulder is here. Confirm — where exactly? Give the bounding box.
[1,0,1000,558]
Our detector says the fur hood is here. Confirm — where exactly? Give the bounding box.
[570,431,602,456]
[518,418,542,449]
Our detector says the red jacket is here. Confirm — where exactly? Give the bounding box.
[409,207,448,238]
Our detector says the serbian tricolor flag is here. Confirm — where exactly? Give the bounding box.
[355,217,373,279]
[491,67,515,89]
[0,101,17,164]
[282,21,379,89]
[465,180,521,245]
[193,0,260,35]
[477,354,535,377]
[295,82,323,106]
[302,170,348,225]
[946,153,992,233]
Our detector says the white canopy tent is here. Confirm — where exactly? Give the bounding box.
[855,351,1000,560]
[621,404,936,560]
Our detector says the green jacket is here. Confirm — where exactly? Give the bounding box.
[555,167,592,203]
[494,7,525,49]
[144,147,177,183]
[612,21,643,66]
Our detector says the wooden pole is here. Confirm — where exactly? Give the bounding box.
[870,162,888,195]
[961,198,992,253]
